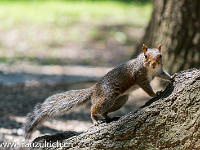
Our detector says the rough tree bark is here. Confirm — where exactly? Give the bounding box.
[32,68,200,150]
[134,0,200,74]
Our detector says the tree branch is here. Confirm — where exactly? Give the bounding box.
[31,68,200,150]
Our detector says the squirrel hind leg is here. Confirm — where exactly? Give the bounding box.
[91,105,111,125]
[91,107,110,125]
[91,106,99,125]
[102,112,112,121]
[91,94,118,124]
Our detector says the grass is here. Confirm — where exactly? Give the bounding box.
[0,0,152,66]
[0,1,152,28]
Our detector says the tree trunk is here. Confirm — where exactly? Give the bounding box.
[134,0,200,74]
[31,68,200,150]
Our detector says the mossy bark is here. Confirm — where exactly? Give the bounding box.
[134,0,200,74]
[31,68,200,150]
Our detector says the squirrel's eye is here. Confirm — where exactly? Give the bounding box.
[160,54,162,58]
[145,55,148,59]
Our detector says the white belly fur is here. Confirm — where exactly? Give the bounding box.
[147,67,161,81]
[121,85,139,96]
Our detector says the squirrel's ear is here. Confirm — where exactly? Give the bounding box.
[158,44,161,51]
[142,44,148,54]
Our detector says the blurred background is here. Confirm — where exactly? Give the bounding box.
[0,0,199,149]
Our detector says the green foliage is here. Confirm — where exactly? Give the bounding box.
[0,0,152,28]
[0,0,152,66]
[1,0,151,3]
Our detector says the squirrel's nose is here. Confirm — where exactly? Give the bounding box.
[152,62,156,67]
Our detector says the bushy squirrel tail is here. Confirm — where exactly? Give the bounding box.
[23,86,93,139]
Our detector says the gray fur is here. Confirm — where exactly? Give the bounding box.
[23,87,93,139]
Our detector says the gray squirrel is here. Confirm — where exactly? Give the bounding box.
[23,44,172,139]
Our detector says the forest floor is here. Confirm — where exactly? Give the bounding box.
[0,1,156,149]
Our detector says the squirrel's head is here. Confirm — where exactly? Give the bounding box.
[142,44,162,69]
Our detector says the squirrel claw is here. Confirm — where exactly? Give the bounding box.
[171,73,177,81]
